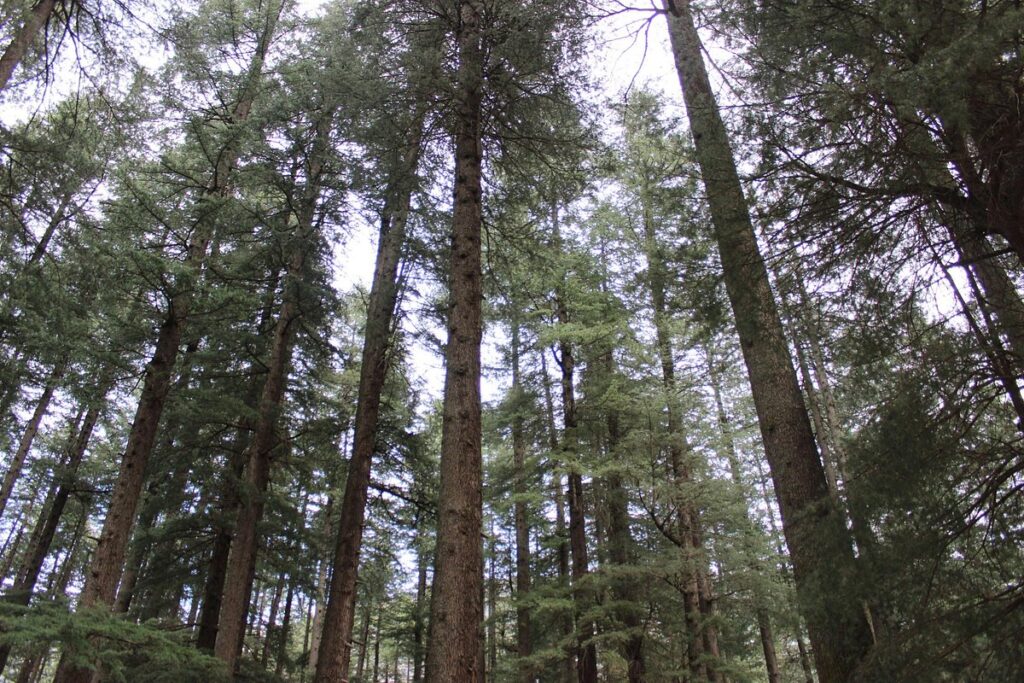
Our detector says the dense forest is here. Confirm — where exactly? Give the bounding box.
[0,0,1021,681]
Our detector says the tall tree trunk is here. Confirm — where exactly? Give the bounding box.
[261,572,286,667]
[509,316,533,683]
[0,362,62,522]
[0,0,57,93]
[314,114,423,682]
[663,3,872,680]
[356,600,372,682]
[212,236,308,672]
[424,1,485,680]
[540,350,574,683]
[603,368,645,683]
[551,241,598,683]
[413,530,429,683]
[0,399,100,673]
[706,349,781,683]
[638,187,720,680]
[53,20,280,682]
[275,574,295,676]
[307,499,333,674]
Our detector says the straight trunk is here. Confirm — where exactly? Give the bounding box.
[554,300,598,683]
[262,572,286,667]
[639,187,718,680]
[663,2,872,680]
[413,540,428,683]
[510,317,533,683]
[275,576,295,676]
[54,20,279,675]
[212,240,306,672]
[0,0,57,92]
[540,350,574,683]
[0,362,62,522]
[314,113,423,682]
[707,350,781,683]
[424,1,485,680]
[604,390,644,682]
[356,600,372,682]
[307,500,333,673]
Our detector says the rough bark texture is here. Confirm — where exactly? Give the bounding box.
[314,115,422,683]
[0,0,57,92]
[424,2,485,679]
[212,233,306,672]
[53,20,278,679]
[664,2,872,680]
[0,362,61,522]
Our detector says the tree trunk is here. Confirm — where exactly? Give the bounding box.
[663,3,872,680]
[604,376,645,683]
[0,397,98,618]
[276,575,295,676]
[212,239,307,672]
[540,350,574,683]
[639,186,720,680]
[424,1,485,680]
[261,572,286,667]
[356,600,372,682]
[307,500,333,674]
[314,113,423,682]
[510,316,533,683]
[413,535,428,683]
[53,20,279,680]
[0,0,57,93]
[0,362,62,522]
[707,349,781,683]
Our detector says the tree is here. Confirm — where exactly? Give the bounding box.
[661,1,873,680]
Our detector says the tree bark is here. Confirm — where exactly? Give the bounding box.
[424,1,485,679]
[706,349,781,683]
[307,499,332,674]
[0,0,57,93]
[540,350,574,683]
[603,369,645,683]
[212,232,307,672]
[509,316,533,683]
[314,114,423,682]
[663,2,872,680]
[639,186,721,680]
[0,362,62,522]
[52,19,279,681]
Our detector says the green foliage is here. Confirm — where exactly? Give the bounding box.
[0,601,228,682]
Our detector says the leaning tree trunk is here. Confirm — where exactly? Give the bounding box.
[0,0,57,93]
[424,1,485,679]
[663,2,872,681]
[313,113,423,683]
[50,13,281,683]
[0,400,99,675]
[0,361,62,522]
[212,222,311,673]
